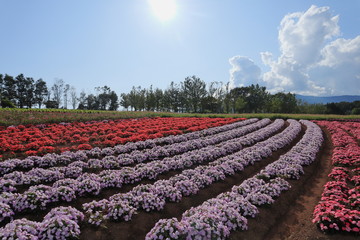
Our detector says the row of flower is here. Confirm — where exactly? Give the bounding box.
[0,118,254,177]
[0,206,84,239]
[341,121,360,141]
[146,120,323,239]
[0,117,239,159]
[0,119,261,192]
[0,119,323,239]
[312,121,360,234]
[81,119,298,227]
[0,119,279,223]
[0,120,286,239]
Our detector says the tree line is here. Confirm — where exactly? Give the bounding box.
[0,74,118,111]
[1,73,359,114]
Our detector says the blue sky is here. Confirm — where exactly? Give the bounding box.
[0,0,359,96]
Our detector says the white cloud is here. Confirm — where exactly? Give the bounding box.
[310,36,360,95]
[230,5,360,96]
[229,56,262,88]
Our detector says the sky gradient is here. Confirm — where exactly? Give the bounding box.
[0,0,359,96]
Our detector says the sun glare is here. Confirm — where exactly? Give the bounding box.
[149,0,177,22]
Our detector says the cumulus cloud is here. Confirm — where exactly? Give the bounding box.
[230,5,360,96]
[229,56,262,88]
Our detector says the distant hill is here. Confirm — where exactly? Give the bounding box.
[295,95,360,104]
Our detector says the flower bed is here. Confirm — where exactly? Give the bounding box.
[0,119,274,220]
[1,117,342,240]
[82,119,298,227]
[0,118,252,178]
[146,120,323,239]
[0,119,259,195]
[0,117,240,160]
[312,121,360,234]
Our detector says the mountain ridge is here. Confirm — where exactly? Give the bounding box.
[295,94,360,104]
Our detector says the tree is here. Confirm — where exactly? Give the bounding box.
[227,86,249,113]
[96,86,111,110]
[181,76,207,112]
[128,86,145,111]
[246,84,269,113]
[0,74,3,106]
[270,92,298,113]
[1,98,16,108]
[15,74,26,108]
[3,74,16,104]
[86,94,99,110]
[154,88,164,111]
[78,90,87,109]
[145,85,156,111]
[34,79,48,108]
[201,96,217,113]
[24,77,35,108]
[108,91,119,111]
[45,100,58,109]
[223,82,232,113]
[63,84,70,109]
[69,86,78,109]
[15,74,35,108]
[51,79,64,108]
[163,82,181,112]
[208,81,226,113]
[120,93,130,111]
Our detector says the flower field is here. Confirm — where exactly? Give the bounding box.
[0,116,359,240]
[0,117,239,160]
[312,121,360,234]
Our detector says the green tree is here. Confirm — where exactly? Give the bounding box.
[154,88,164,111]
[45,100,58,109]
[77,90,87,109]
[270,92,298,113]
[120,93,130,110]
[34,78,48,108]
[1,98,16,108]
[200,96,217,113]
[96,86,111,110]
[145,85,156,111]
[108,91,119,111]
[128,86,146,111]
[86,94,99,110]
[3,74,16,104]
[15,74,35,108]
[0,74,3,106]
[246,84,269,113]
[208,81,226,113]
[163,82,181,112]
[181,76,207,112]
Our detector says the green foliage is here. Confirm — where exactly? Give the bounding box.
[34,78,48,108]
[1,72,359,117]
[1,98,16,108]
[352,107,360,115]
[269,92,298,113]
[45,100,59,109]
[181,76,207,112]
